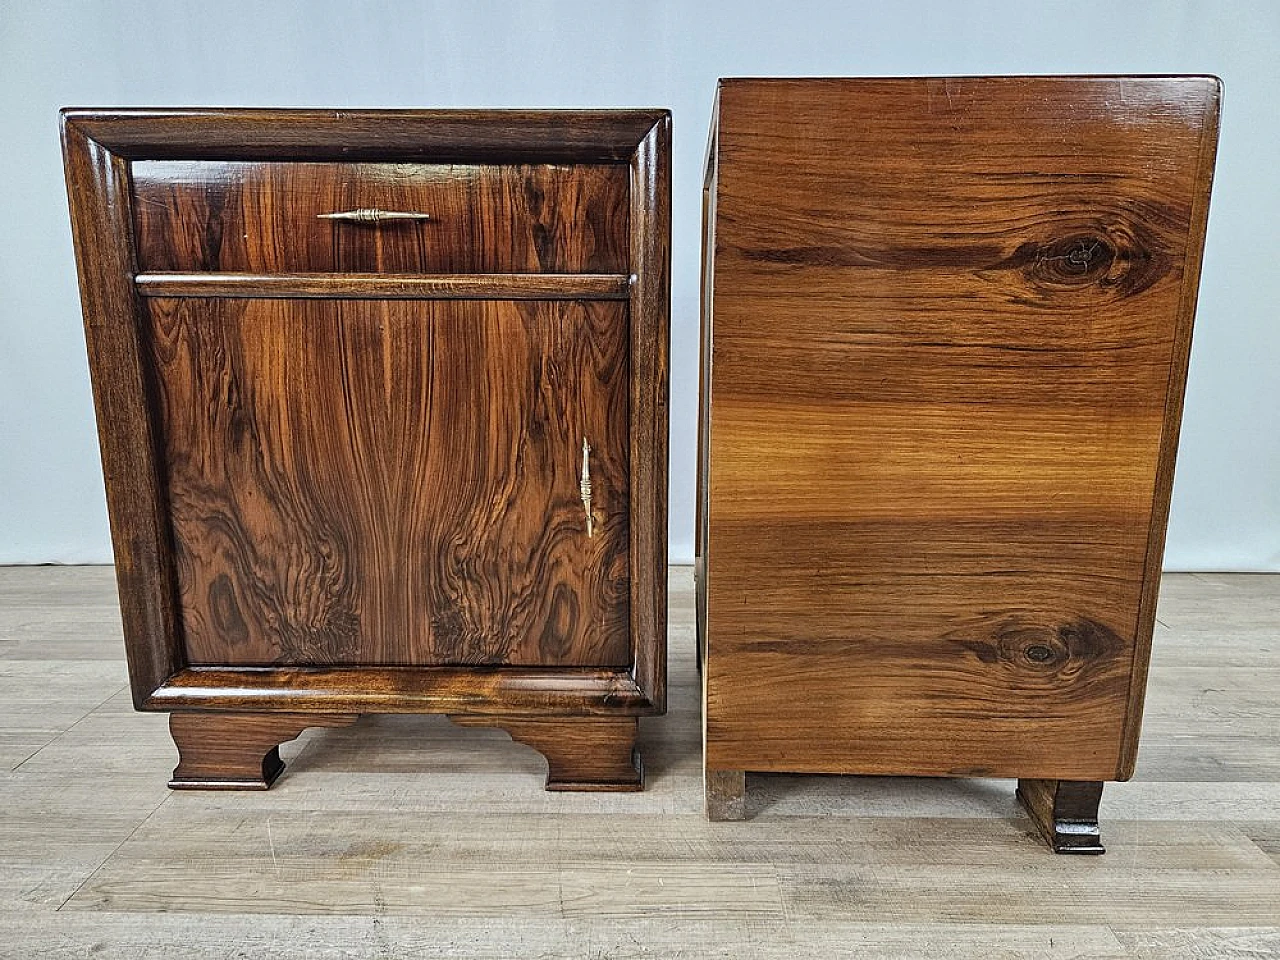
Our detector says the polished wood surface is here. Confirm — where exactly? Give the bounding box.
[625,116,672,710]
[5,567,1280,955]
[61,107,664,161]
[699,77,1221,837]
[61,112,183,707]
[450,715,643,790]
[146,296,630,668]
[145,665,655,715]
[62,108,669,790]
[134,272,631,299]
[133,161,629,273]
[168,712,357,789]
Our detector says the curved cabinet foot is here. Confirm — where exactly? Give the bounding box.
[450,716,643,791]
[1017,778,1106,854]
[168,712,358,790]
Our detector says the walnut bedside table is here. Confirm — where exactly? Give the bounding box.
[697,77,1220,851]
[63,107,670,791]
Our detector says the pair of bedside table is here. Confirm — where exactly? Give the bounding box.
[64,76,1221,854]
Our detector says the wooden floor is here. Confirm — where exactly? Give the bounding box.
[2,567,1279,958]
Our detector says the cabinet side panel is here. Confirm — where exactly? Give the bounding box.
[145,297,630,668]
[62,120,184,705]
[703,77,1219,780]
[1118,80,1222,778]
[627,117,671,711]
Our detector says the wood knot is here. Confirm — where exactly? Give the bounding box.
[999,210,1172,303]
[953,617,1127,684]
[1035,234,1117,284]
[1024,643,1055,663]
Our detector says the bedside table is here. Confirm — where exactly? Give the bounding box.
[697,77,1220,850]
[63,108,669,791]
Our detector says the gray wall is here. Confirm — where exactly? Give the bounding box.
[2,0,1277,568]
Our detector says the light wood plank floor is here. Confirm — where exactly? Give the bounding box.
[2,567,1279,958]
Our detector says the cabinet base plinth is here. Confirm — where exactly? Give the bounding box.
[168,712,358,790]
[450,715,643,791]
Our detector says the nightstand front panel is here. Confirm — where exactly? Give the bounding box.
[132,161,631,274]
[145,296,631,667]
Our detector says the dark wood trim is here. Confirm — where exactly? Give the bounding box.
[1117,77,1223,779]
[61,116,185,708]
[626,114,671,713]
[694,91,720,674]
[169,711,358,789]
[135,272,632,300]
[717,73,1223,90]
[144,666,660,715]
[60,108,667,162]
[1017,778,1106,854]
[450,715,642,791]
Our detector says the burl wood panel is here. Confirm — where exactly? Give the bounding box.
[131,161,630,274]
[144,296,631,667]
[702,77,1221,782]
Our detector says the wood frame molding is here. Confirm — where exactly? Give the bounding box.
[62,107,670,721]
[134,272,632,300]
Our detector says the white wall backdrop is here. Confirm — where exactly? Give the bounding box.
[1,0,1277,568]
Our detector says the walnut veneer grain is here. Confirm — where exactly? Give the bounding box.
[698,76,1221,847]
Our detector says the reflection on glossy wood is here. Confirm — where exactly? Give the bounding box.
[63,107,664,162]
[134,272,631,300]
[144,665,654,715]
[699,77,1221,845]
[132,161,630,274]
[146,296,631,667]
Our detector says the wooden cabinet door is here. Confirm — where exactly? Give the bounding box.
[144,296,631,668]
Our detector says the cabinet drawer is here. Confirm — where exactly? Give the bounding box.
[131,160,630,274]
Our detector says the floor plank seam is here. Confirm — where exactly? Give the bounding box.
[8,683,130,774]
[53,788,173,914]
[11,681,132,775]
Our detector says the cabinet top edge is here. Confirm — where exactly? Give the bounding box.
[60,108,671,162]
[715,74,1221,86]
[710,75,1222,124]
[60,106,671,121]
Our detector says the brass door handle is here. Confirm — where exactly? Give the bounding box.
[580,438,595,538]
[317,209,432,224]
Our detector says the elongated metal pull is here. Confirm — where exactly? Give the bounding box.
[317,208,432,224]
[580,438,595,538]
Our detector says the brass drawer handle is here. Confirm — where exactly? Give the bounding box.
[317,208,432,224]
[580,438,595,538]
